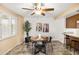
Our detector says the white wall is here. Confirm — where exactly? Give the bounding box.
[24,15,66,43]
[25,15,55,37]
[54,17,66,43]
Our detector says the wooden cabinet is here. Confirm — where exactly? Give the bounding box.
[66,14,79,28]
[66,18,76,28]
[77,21,79,28]
[65,34,79,53]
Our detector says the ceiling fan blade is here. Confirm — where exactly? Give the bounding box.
[31,12,35,15]
[42,8,54,11]
[41,13,45,16]
[22,8,34,10]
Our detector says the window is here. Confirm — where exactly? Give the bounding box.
[11,17,17,35]
[0,13,17,40]
[0,20,1,39]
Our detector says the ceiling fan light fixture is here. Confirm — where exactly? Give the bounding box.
[35,11,41,15]
[22,3,54,16]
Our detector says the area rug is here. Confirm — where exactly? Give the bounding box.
[6,41,72,55]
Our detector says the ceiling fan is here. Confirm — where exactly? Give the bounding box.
[22,3,54,16]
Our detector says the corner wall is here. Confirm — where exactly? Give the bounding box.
[54,17,66,43]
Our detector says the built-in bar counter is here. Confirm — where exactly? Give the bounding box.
[64,33,79,38]
[64,33,79,42]
[64,33,79,53]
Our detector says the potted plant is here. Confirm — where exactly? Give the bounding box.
[24,21,32,37]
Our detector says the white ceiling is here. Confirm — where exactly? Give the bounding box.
[2,3,73,17]
[66,9,79,18]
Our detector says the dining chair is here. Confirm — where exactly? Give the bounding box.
[25,36,31,48]
[48,36,52,43]
[33,41,47,55]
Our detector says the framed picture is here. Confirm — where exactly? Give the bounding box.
[43,23,49,32]
[36,23,42,32]
[36,23,49,32]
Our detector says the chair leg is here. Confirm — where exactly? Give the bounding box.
[44,46,46,54]
[26,43,29,48]
[34,48,40,55]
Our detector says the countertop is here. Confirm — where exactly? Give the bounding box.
[64,33,79,38]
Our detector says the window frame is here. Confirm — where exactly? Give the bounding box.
[0,13,17,40]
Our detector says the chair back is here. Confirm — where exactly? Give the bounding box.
[25,36,31,43]
[48,36,52,42]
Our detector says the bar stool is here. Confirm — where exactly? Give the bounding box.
[72,40,79,54]
[65,35,71,49]
[70,40,76,51]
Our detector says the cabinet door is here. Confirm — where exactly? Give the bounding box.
[77,21,79,28]
[66,19,76,28]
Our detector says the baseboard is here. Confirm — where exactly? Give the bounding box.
[52,38,64,44]
[1,42,23,55]
[52,40,64,45]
